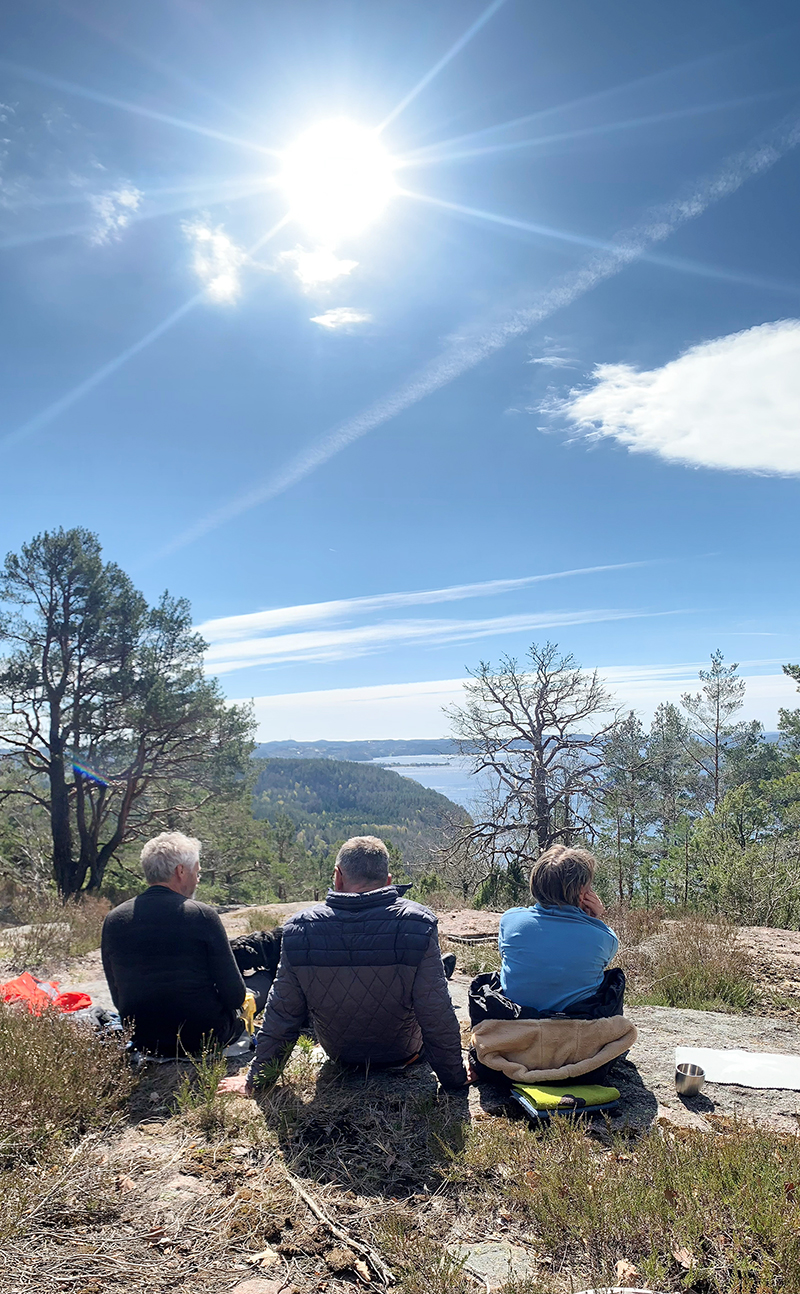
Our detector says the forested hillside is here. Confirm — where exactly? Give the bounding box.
[253,757,469,867]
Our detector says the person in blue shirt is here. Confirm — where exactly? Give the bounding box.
[499,844,619,1013]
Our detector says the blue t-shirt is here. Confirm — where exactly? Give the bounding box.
[498,903,619,1012]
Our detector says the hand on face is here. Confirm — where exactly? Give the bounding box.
[578,885,604,918]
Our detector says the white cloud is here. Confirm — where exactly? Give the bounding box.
[205,608,670,673]
[195,562,648,643]
[278,245,358,288]
[248,678,467,741]
[160,114,800,556]
[310,307,371,329]
[183,219,247,303]
[529,355,575,367]
[241,665,798,742]
[89,186,142,245]
[555,319,800,474]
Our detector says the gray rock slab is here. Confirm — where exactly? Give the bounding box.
[451,1240,537,1290]
[622,1005,800,1130]
[448,974,470,1023]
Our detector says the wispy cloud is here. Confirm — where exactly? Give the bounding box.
[89,185,142,244]
[183,219,247,303]
[278,245,358,289]
[244,662,798,742]
[206,608,673,673]
[553,319,800,475]
[158,108,800,557]
[310,307,371,329]
[529,355,575,368]
[195,561,652,643]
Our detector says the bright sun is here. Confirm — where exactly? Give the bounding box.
[280,119,397,245]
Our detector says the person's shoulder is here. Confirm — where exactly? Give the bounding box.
[104,896,136,923]
[284,902,332,929]
[500,905,535,927]
[183,897,225,925]
[394,896,438,924]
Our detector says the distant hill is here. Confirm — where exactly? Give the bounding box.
[252,757,469,868]
[253,739,457,761]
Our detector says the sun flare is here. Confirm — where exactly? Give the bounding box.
[279,119,397,245]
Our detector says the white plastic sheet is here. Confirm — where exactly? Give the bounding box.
[675,1045,800,1090]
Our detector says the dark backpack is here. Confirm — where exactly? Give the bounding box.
[230,928,283,977]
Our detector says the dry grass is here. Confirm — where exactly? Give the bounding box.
[0,1002,134,1167]
[244,907,281,934]
[444,1110,800,1293]
[5,1014,800,1293]
[440,935,501,978]
[0,892,109,971]
[612,910,757,1012]
[0,1001,134,1260]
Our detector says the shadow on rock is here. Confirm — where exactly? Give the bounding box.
[606,1056,660,1130]
[257,1057,470,1197]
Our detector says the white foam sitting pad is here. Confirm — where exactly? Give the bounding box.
[676,1045,800,1090]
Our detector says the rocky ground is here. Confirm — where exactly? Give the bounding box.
[54,902,800,1135]
[7,902,800,1293]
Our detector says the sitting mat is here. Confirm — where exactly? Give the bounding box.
[675,1045,800,1090]
[510,1090,620,1122]
[511,1081,620,1110]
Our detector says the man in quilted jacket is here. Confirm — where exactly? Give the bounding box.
[219,836,467,1093]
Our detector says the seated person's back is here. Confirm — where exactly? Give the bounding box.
[101,831,245,1054]
[227,836,466,1093]
[499,844,618,1013]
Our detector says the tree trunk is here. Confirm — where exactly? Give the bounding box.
[49,729,76,897]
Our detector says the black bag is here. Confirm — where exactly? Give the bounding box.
[230,928,283,977]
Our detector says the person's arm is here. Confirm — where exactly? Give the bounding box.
[601,922,620,964]
[100,919,119,1010]
[246,952,308,1084]
[202,908,246,1010]
[411,932,468,1089]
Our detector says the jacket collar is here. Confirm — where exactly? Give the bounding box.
[325,882,412,911]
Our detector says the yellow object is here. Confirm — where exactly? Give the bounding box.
[241,990,257,1035]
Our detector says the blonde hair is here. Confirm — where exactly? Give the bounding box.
[140,831,201,884]
[529,843,596,908]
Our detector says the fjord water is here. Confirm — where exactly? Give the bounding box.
[366,754,490,811]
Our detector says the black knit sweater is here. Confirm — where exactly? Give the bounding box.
[101,886,245,1054]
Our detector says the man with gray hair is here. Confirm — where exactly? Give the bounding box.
[101,831,247,1055]
[220,835,467,1094]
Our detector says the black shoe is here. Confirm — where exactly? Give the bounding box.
[442,953,457,980]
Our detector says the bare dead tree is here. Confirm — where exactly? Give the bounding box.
[440,642,619,888]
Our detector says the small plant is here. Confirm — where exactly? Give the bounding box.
[446,1110,800,1293]
[0,1001,133,1164]
[173,1043,229,1136]
[456,942,501,977]
[378,1216,471,1294]
[244,908,280,934]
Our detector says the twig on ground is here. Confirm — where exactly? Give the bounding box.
[284,1166,396,1286]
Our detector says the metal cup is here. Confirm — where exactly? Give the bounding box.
[675,1062,705,1096]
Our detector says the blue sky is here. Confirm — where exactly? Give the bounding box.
[2,0,800,739]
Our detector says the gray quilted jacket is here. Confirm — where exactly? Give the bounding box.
[248,885,466,1088]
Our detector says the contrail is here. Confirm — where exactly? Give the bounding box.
[154,110,800,561]
[378,0,509,132]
